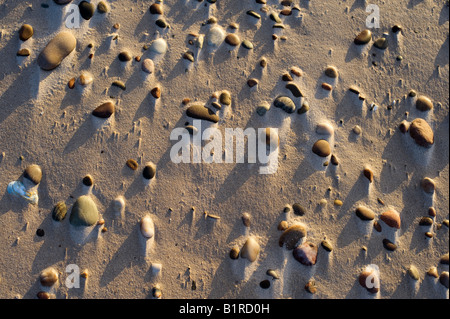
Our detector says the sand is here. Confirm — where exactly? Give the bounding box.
[0,0,448,299]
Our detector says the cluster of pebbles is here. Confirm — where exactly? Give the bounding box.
[4,0,448,299]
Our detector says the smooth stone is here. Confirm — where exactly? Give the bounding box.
[219,91,231,106]
[420,177,435,194]
[118,51,132,62]
[330,154,339,165]
[69,196,99,227]
[293,242,318,266]
[316,123,334,136]
[97,1,109,13]
[155,19,168,28]
[408,265,420,281]
[355,206,375,221]
[92,102,115,118]
[140,215,155,238]
[256,102,270,116]
[17,48,31,56]
[150,38,167,54]
[19,24,33,41]
[269,12,282,23]
[24,164,42,185]
[274,96,296,114]
[363,168,374,183]
[229,245,240,259]
[240,237,260,262]
[440,272,449,289]
[241,212,251,227]
[37,31,76,70]
[409,118,434,147]
[280,9,292,16]
[305,281,317,294]
[52,201,67,222]
[297,101,310,114]
[399,120,410,133]
[419,216,433,226]
[277,220,288,231]
[79,1,95,20]
[266,269,280,280]
[324,66,339,78]
[39,267,58,287]
[206,26,225,47]
[151,87,161,99]
[440,253,449,265]
[183,51,195,62]
[427,266,439,278]
[225,34,240,47]
[141,58,154,74]
[354,30,372,45]
[246,10,261,19]
[247,78,258,87]
[321,240,333,252]
[428,207,437,217]
[334,199,343,206]
[285,83,303,98]
[279,224,307,250]
[416,96,433,112]
[382,238,397,251]
[82,175,93,187]
[54,0,73,4]
[241,40,253,50]
[126,159,138,170]
[143,162,156,179]
[112,80,126,90]
[292,203,306,216]
[380,210,401,229]
[373,37,388,50]
[149,3,163,14]
[321,82,333,91]
[312,140,331,157]
[359,269,380,294]
[186,104,219,123]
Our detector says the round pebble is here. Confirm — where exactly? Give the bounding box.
[241,213,251,227]
[419,216,433,226]
[220,91,231,106]
[259,280,270,289]
[97,1,109,13]
[428,207,436,217]
[82,175,93,187]
[363,168,374,183]
[69,196,99,227]
[279,224,307,250]
[316,122,334,136]
[277,220,288,231]
[408,265,420,281]
[440,253,449,265]
[247,78,259,88]
[420,177,435,194]
[24,164,42,185]
[416,96,433,112]
[241,40,253,50]
[353,125,362,135]
[293,242,318,266]
[150,38,167,54]
[36,229,45,237]
[92,102,115,118]
[359,269,380,294]
[229,245,240,259]
[37,31,76,70]
[324,66,339,78]
[354,30,372,45]
[151,87,161,99]
[118,51,132,62]
[19,24,33,41]
[39,267,58,287]
[225,33,240,47]
[149,3,163,14]
[312,140,331,157]
[409,118,434,147]
[373,37,388,50]
[79,1,95,20]
[143,162,156,180]
[141,58,154,74]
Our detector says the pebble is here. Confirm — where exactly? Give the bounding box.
[69,196,99,227]
[126,159,138,171]
[291,68,302,77]
[266,269,280,280]
[143,162,156,180]
[37,292,51,299]
[19,24,33,41]
[24,164,42,185]
[186,104,220,123]
[440,272,449,289]
[17,48,31,56]
[52,201,67,222]
[241,213,251,227]
[240,237,260,262]
[247,78,259,88]
[416,96,433,112]
[206,26,225,47]
[269,12,282,23]
[382,238,397,251]
[280,9,292,16]
[312,140,331,157]
[78,73,93,86]
[334,199,343,206]
[425,232,433,238]
[141,58,154,74]
[409,118,434,147]
[82,175,93,187]
[428,207,436,217]
[225,34,240,47]
[355,206,375,221]
[316,122,334,136]
[373,221,382,232]
[37,31,76,70]
[305,280,317,294]
[260,58,267,68]
[399,120,410,133]
[277,220,288,231]
[36,229,45,237]
[440,253,449,265]
[79,1,95,20]
[97,1,109,13]
[219,91,231,106]
[155,19,169,29]
[297,101,310,114]
[324,66,339,78]
[259,280,270,289]
[112,80,126,90]
[285,83,303,98]
[293,242,318,266]
[92,102,115,118]
[321,240,333,252]
[354,30,372,45]
[150,38,168,54]
[246,10,261,20]
[68,77,76,89]
[149,3,163,15]
[241,40,253,50]
[118,51,132,62]
[330,154,339,165]
[262,128,279,149]
[353,125,362,135]
[151,87,161,99]
[39,267,58,287]
[373,36,388,50]
[229,245,240,259]
[420,177,435,194]
[427,266,439,278]
[279,224,307,250]
[380,210,401,229]
[256,102,270,116]
[419,216,433,226]
[408,265,420,281]
[443,220,449,228]
[281,0,293,5]
[54,0,73,4]
[183,51,194,62]
[363,168,374,183]
[359,269,380,294]
[140,215,155,238]
[274,96,296,114]
[292,203,306,216]
[321,83,333,91]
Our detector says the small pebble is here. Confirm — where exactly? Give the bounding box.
[353,125,362,135]
[247,78,259,88]
[220,91,232,106]
[241,40,254,50]
[118,51,132,62]
[112,80,126,90]
[52,201,67,222]
[312,140,331,157]
[141,58,155,74]
[293,242,318,266]
[266,269,280,280]
[321,240,333,252]
[143,162,156,179]
[274,96,296,114]
[359,268,380,294]
[363,168,374,183]
[330,154,339,165]
[292,203,306,216]
[229,245,240,260]
[334,199,343,207]
[439,272,449,289]
[427,267,439,278]
[407,265,420,281]
[39,267,58,287]
[259,280,270,289]
[428,207,436,217]
[68,77,76,89]
[416,96,433,112]
[373,221,382,232]
[355,206,375,221]
[240,237,260,262]
[92,102,115,118]
[36,229,45,237]
[277,220,288,231]
[354,30,372,45]
[79,1,95,20]
[282,73,293,82]
[151,87,161,99]
[324,66,339,78]
[149,3,163,15]
[24,164,42,185]
[140,215,155,238]
[321,83,333,91]
[225,34,240,47]
[82,175,93,187]
[440,253,449,265]
[97,1,109,13]
[419,216,433,226]
[19,24,33,41]
[420,177,435,194]
[409,118,434,147]
[382,238,397,251]
[285,83,303,98]
[399,120,410,133]
[241,212,251,227]
[305,280,317,294]
[279,224,307,250]
[17,48,31,56]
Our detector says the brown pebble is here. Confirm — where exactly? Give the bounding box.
[260,58,267,68]
[272,34,278,40]
[428,207,436,217]
[229,246,240,259]
[382,238,397,251]
[135,56,141,62]
[380,210,401,229]
[330,154,339,165]
[290,68,302,77]
[113,23,120,29]
[225,33,240,46]
[126,159,138,171]
[363,168,374,183]
[305,280,317,294]
[420,177,435,194]
[425,232,433,238]
[409,118,434,148]
[19,24,34,41]
[321,83,333,91]
[241,213,251,227]
[416,96,433,112]
[82,175,94,187]
[92,102,115,118]
[324,66,339,78]
[17,48,31,56]
[280,9,292,16]
[149,3,163,15]
[182,98,191,105]
[373,221,382,232]
[247,78,259,88]
[359,269,379,294]
[151,87,161,99]
[427,267,439,278]
[312,140,331,157]
[37,291,51,299]
[399,120,410,133]
[282,73,293,82]
[68,77,76,89]
[277,220,288,231]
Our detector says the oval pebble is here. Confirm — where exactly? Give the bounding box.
[82,175,93,187]
[416,96,433,112]
[39,267,58,287]
[420,177,435,194]
[408,265,420,281]
[279,224,307,250]
[140,215,155,238]
[380,210,401,229]
[126,159,138,171]
[292,203,306,216]
[69,196,99,227]
[324,66,339,78]
[141,58,154,74]
[373,37,388,50]
[37,31,76,70]
[359,269,380,294]
[382,238,397,251]
[24,164,42,185]
[225,34,240,47]
[19,24,33,41]
[277,220,288,231]
[149,3,163,14]
[241,40,253,50]
[92,102,115,118]
[316,122,334,136]
[240,237,260,262]
[97,1,109,13]
[52,201,67,222]
[274,96,296,114]
[241,212,251,227]
[321,240,333,252]
[409,118,434,147]
[355,206,375,221]
[118,51,132,62]
[259,280,270,289]
[285,83,303,98]
[440,253,449,265]
[354,30,372,45]
[419,216,433,226]
[186,104,219,123]
[293,242,318,266]
[219,91,231,106]
[312,140,331,157]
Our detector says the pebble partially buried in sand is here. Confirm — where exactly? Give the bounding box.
[69,196,99,244]
[38,31,76,70]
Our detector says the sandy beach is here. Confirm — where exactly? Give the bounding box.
[0,0,448,300]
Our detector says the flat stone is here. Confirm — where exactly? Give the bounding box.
[92,102,115,118]
[380,210,401,229]
[293,242,318,266]
[79,1,95,20]
[279,224,307,250]
[69,196,99,227]
[37,31,76,70]
[409,118,434,147]
[150,38,167,54]
[321,240,333,252]
[355,206,375,221]
[240,237,260,262]
[246,10,261,19]
[17,48,31,56]
[186,104,219,123]
[19,24,33,41]
[416,96,433,112]
[312,140,331,157]
[354,30,372,45]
